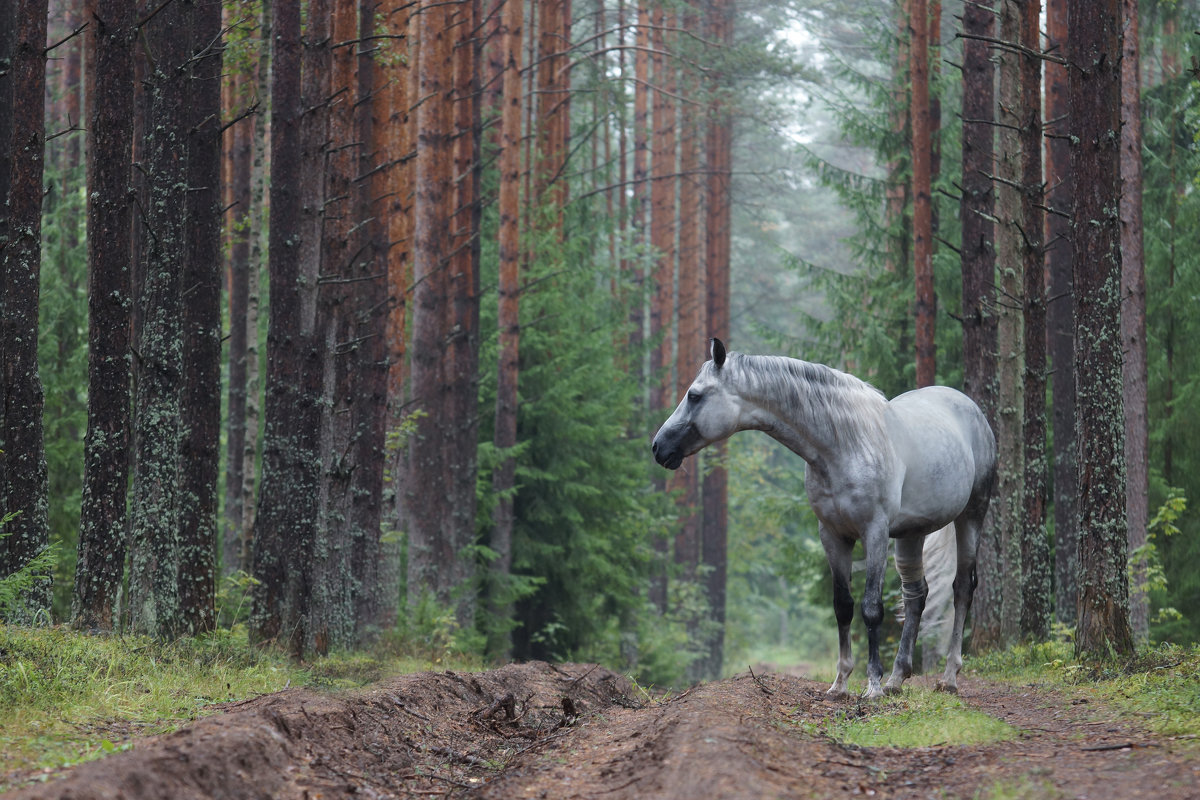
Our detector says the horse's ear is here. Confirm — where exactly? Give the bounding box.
[711,338,726,368]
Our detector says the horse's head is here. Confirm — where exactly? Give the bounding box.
[652,338,743,470]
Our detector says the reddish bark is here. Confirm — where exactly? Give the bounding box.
[1120,0,1149,641]
[911,0,935,387]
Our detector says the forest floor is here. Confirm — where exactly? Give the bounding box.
[2,660,1197,800]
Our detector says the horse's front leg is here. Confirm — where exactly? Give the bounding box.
[884,535,928,695]
[860,521,890,700]
[820,525,855,698]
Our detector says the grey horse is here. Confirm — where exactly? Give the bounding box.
[652,339,995,699]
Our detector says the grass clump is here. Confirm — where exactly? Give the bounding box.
[798,688,1019,748]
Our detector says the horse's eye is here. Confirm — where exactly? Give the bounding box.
[687,392,702,404]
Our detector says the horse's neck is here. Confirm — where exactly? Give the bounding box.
[724,355,888,470]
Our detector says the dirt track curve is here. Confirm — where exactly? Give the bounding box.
[3,662,1197,799]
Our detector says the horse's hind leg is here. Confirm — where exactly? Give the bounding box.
[885,535,928,695]
[938,509,981,693]
[820,524,855,698]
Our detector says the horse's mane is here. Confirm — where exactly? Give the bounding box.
[724,353,891,462]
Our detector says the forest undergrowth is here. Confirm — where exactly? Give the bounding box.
[2,623,1197,790]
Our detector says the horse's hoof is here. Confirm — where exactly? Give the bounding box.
[825,687,849,700]
[884,683,903,696]
[935,680,958,694]
[862,687,885,701]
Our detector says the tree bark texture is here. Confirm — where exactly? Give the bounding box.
[1043,0,1078,627]
[958,0,999,647]
[406,0,478,625]
[1,0,52,618]
[73,0,135,631]
[307,0,359,655]
[1069,0,1134,658]
[351,0,391,643]
[252,0,311,647]
[1018,0,1050,640]
[179,0,224,636]
[490,0,523,659]
[1119,0,1149,642]
[237,0,270,578]
[910,0,935,387]
[128,0,192,637]
[222,75,252,577]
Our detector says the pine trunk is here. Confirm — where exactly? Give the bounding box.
[1119,0,1149,643]
[128,0,192,637]
[179,0,223,636]
[407,0,476,623]
[1018,0,1050,640]
[490,0,523,659]
[0,0,52,618]
[911,0,935,387]
[958,0,999,646]
[235,1,270,576]
[223,75,252,577]
[73,0,135,631]
[309,0,358,655]
[1043,0,1077,626]
[351,0,390,643]
[251,0,311,647]
[1069,0,1134,658]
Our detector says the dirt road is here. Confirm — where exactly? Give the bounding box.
[4,661,1197,799]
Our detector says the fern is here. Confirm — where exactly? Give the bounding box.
[0,512,59,621]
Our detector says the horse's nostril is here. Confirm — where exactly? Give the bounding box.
[652,440,658,454]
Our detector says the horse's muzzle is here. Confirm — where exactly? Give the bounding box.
[651,433,685,470]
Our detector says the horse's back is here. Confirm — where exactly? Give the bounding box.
[887,386,996,529]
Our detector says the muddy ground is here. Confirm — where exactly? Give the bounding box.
[2,661,1197,799]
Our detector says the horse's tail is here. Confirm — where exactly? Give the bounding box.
[918,524,956,666]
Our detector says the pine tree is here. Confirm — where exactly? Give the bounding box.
[1044,0,1077,627]
[1070,0,1134,658]
[128,0,192,637]
[73,0,136,631]
[179,0,224,635]
[1119,0,1149,642]
[0,0,52,620]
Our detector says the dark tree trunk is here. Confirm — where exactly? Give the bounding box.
[0,0,52,619]
[1119,0,1149,643]
[1069,0,1134,658]
[351,0,390,643]
[179,0,224,636]
[128,0,192,637]
[1044,0,1077,627]
[958,0,998,647]
[251,0,310,647]
[911,0,935,387]
[1018,0,1050,640]
[73,0,135,632]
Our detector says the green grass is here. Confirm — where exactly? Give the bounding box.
[974,774,1064,800]
[0,624,481,786]
[969,639,1200,738]
[810,688,1020,748]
